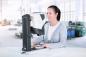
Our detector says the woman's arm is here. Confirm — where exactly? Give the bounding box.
[60,22,67,44]
[58,22,67,47]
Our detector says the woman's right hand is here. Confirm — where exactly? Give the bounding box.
[42,43,49,48]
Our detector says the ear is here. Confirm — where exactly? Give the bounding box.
[55,13,58,17]
[56,13,58,16]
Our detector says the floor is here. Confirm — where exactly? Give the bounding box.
[0,25,86,57]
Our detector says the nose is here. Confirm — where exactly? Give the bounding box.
[47,13,50,17]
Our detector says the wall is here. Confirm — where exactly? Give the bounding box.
[0,0,86,22]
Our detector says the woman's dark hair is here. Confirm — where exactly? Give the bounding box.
[48,5,61,21]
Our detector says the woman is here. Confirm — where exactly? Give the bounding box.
[32,5,67,48]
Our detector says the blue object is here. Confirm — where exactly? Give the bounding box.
[67,28,75,39]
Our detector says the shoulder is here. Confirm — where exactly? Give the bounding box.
[59,21,67,29]
[55,21,67,33]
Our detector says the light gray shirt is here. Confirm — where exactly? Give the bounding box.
[32,21,67,47]
[43,21,67,45]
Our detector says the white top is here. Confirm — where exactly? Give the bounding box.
[48,22,60,40]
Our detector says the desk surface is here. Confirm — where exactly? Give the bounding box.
[0,26,86,57]
[0,47,86,57]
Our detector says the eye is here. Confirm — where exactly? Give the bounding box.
[49,13,52,15]
[47,12,52,15]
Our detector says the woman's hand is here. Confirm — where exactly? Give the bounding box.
[42,43,49,48]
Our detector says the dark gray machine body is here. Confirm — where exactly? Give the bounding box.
[22,14,31,51]
[22,14,46,52]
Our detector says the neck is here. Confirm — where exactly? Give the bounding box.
[50,20,58,26]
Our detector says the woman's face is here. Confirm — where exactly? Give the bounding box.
[47,8,58,22]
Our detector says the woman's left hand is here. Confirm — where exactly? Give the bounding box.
[42,43,49,48]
